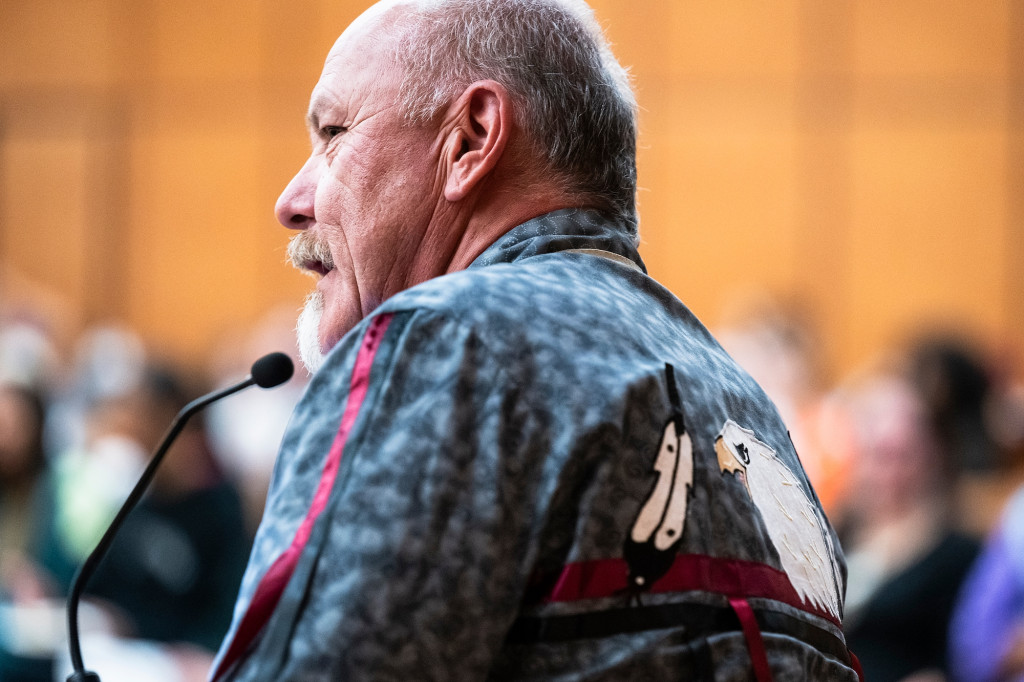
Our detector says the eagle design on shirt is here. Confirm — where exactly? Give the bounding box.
[715,419,842,619]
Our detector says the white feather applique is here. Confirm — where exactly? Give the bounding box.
[624,364,693,592]
[630,416,693,553]
[715,419,841,620]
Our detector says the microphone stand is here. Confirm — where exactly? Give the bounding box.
[66,353,292,682]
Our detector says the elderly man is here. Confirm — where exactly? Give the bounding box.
[212,0,861,679]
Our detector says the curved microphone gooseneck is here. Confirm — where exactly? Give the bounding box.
[66,352,295,682]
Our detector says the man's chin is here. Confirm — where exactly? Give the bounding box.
[297,291,327,374]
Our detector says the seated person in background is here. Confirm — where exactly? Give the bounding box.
[33,366,249,654]
[0,383,48,596]
[950,483,1024,682]
[839,367,979,682]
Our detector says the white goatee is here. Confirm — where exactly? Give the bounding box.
[296,290,326,374]
[287,233,334,374]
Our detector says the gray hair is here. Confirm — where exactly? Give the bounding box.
[392,0,638,239]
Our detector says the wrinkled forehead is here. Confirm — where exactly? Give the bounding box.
[315,2,412,88]
[327,0,415,67]
[307,2,414,123]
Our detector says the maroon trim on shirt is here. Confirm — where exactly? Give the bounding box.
[730,597,773,682]
[211,313,394,681]
[529,552,841,628]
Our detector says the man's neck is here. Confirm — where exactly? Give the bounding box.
[387,176,580,305]
[444,198,577,273]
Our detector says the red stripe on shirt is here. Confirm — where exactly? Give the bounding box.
[730,597,774,682]
[212,313,393,680]
[532,553,840,627]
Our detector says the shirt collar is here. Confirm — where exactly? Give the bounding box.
[468,208,647,274]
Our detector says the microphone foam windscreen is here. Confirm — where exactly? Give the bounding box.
[251,352,295,388]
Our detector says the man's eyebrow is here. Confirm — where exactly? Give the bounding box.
[306,107,321,133]
[306,94,330,132]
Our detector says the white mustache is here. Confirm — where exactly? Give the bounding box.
[287,233,335,272]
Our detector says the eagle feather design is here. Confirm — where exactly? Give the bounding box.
[624,364,693,591]
[715,419,841,620]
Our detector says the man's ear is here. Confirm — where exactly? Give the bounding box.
[443,80,512,202]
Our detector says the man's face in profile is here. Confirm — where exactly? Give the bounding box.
[276,3,445,370]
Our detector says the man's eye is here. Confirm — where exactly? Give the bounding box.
[322,126,347,139]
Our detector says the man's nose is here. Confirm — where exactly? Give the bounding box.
[275,156,318,230]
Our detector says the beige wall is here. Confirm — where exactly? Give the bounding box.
[2,0,1021,379]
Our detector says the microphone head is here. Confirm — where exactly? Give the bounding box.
[251,352,295,388]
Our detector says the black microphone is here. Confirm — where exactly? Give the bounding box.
[66,352,294,682]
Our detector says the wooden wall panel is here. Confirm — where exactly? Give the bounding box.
[846,129,1009,359]
[0,0,117,88]
[1009,2,1024,364]
[126,129,263,355]
[0,92,128,344]
[1,137,92,310]
[149,0,263,83]
[604,2,801,77]
[638,104,801,317]
[0,0,1021,379]
[603,1,805,332]
[851,1,1010,77]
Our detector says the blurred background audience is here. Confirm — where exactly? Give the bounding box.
[948,370,1024,682]
[950,483,1024,682]
[0,289,1016,681]
[0,287,1019,682]
[34,363,249,650]
[719,300,1024,682]
[836,360,979,682]
[0,304,302,682]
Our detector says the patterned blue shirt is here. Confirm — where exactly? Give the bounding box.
[213,209,860,681]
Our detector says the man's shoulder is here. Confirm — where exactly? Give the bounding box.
[378,251,665,328]
[382,256,572,315]
[367,253,729,393]
[373,258,589,360]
